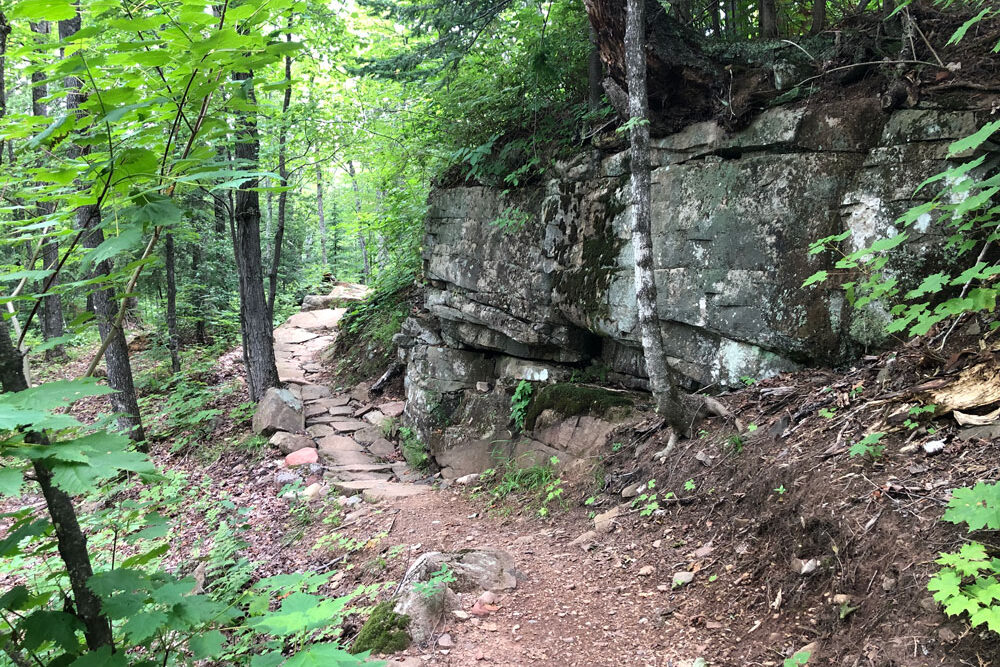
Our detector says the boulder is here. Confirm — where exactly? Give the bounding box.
[285,447,318,467]
[269,431,314,455]
[252,388,303,436]
[393,548,519,644]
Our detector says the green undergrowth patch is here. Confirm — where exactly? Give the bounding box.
[473,454,566,517]
[350,600,411,655]
[329,273,417,385]
[523,383,633,431]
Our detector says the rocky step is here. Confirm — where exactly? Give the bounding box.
[332,479,431,502]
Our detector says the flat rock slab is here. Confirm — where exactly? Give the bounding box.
[277,365,307,384]
[326,463,395,472]
[368,438,396,459]
[323,448,376,467]
[352,427,382,445]
[330,471,393,483]
[327,405,354,417]
[379,401,405,418]
[300,384,332,401]
[270,432,315,454]
[363,411,390,429]
[307,424,336,438]
[283,309,345,331]
[273,327,318,345]
[335,480,431,501]
[305,403,330,419]
[306,414,338,425]
[331,420,369,433]
[317,434,366,453]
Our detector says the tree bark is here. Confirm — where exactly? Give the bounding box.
[60,14,144,443]
[31,22,67,361]
[759,0,779,38]
[232,69,279,402]
[625,0,689,434]
[191,241,206,344]
[346,161,370,283]
[0,317,114,652]
[317,164,327,269]
[0,11,10,167]
[165,233,180,374]
[267,22,293,320]
[588,24,603,111]
[810,0,826,35]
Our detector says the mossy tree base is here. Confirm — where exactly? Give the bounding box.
[350,600,411,655]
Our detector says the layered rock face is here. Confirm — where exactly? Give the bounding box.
[398,100,990,476]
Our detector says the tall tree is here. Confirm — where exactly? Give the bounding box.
[30,21,68,361]
[759,0,779,37]
[317,163,327,270]
[267,16,294,319]
[346,160,370,283]
[624,0,689,433]
[60,14,145,443]
[164,232,181,373]
[232,68,279,401]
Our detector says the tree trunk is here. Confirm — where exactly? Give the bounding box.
[31,22,68,361]
[0,317,114,652]
[625,0,690,433]
[81,214,146,442]
[710,0,722,37]
[317,164,327,269]
[346,161,370,283]
[267,25,293,320]
[759,0,779,38]
[725,0,739,38]
[0,11,10,166]
[191,242,207,344]
[810,0,825,34]
[60,14,144,442]
[232,69,279,402]
[588,24,603,111]
[165,233,181,374]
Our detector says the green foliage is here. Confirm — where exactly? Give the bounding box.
[412,565,457,599]
[491,206,533,233]
[929,482,1000,635]
[397,426,429,470]
[510,380,534,432]
[633,479,676,517]
[785,651,811,666]
[848,432,886,460]
[475,455,565,516]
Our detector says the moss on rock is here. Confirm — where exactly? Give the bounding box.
[350,600,411,655]
[523,383,633,431]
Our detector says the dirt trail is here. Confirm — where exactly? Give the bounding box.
[270,308,720,667]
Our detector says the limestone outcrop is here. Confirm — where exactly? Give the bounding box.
[397,100,995,476]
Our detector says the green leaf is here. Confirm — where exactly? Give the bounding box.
[283,643,375,667]
[12,0,77,20]
[20,610,84,653]
[129,194,182,227]
[949,119,1000,157]
[802,270,828,287]
[943,483,1000,531]
[905,272,949,299]
[0,517,50,556]
[82,224,144,270]
[68,646,129,667]
[0,467,23,497]
[947,7,994,46]
[122,610,168,643]
[249,592,350,636]
[189,630,226,659]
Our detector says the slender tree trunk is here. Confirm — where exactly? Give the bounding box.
[810,0,825,34]
[725,0,738,38]
[165,233,181,374]
[759,0,779,38]
[61,14,145,442]
[0,11,10,166]
[191,241,207,344]
[588,24,603,111]
[316,164,327,270]
[232,69,279,402]
[0,317,114,652]
[625,0,689,433]
[267,24,293,320]
[711,0,722,37]
[30,22,67,361]
[346,161,370,283]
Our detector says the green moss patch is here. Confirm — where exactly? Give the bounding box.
[523,383,633,431]
[350,600,411,655]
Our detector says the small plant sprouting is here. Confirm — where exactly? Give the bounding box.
[728,434,744,454]
[819,407,837,419]
[784,651,811,667]
[684,479,696,492]
[774,485,787,495]
[612,441,624,452]
[510,380,534,432]
[849,432,886,460]
[413,564,457,599]
[849,383,865,399]
[904,403,937,430]
[740,375,756,386]
[746,423,758,433]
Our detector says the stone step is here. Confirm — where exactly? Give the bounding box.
[330,420,369,434]
[300,384,332,401]
[327,471,393,483]
[333,480,432,502]
[283,309,344,331]
[327,462,395,472]
[273,327,318,344]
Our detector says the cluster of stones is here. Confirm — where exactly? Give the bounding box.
[252,303,430,502]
